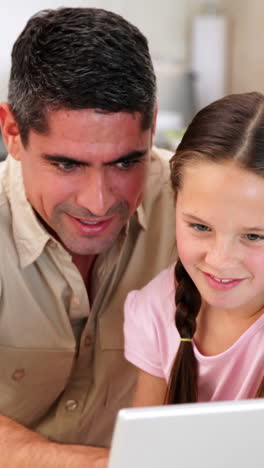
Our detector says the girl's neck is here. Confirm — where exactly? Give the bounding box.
[194,303,264,357]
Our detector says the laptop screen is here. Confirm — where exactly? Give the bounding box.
[109,399,264,468]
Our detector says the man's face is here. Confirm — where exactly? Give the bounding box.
[11,109,154,255]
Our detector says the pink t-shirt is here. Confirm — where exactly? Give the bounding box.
[124,264,264,400]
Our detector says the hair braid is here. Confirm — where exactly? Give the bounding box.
[166,260,201,404]
[255,377,264,398]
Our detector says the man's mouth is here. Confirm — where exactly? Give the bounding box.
[67,214,114,235]
[78,219,104,225]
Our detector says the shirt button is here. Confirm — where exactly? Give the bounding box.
[84,335,92,347]
[65,399,78,411]
[72,296,80,306]
[12,369,26,381]
[49,239,57,249]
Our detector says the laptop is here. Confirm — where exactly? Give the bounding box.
[108,398,264,468]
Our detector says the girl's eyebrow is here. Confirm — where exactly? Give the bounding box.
[182,213,209,224]
[241,226,264,233]
[40,150,148,167]
[183,212,264,232]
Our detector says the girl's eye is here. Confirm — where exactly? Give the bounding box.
[245,233,264,242]
[191,223,211,232]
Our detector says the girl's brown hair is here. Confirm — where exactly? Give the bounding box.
[256,378,264,398]
[167,92,264,404]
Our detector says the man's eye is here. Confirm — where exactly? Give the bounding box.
[55,162,78,172]
[115,159,139,170]
[245,233,264,242]
[190,223,210,232]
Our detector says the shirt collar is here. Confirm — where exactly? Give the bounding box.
[4,156,52,268]
[136,204,147,230]
[4,156,147,269]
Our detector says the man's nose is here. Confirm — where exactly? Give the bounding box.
[76,168,116,217]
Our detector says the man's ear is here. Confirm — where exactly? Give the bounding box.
[0,103,23,160]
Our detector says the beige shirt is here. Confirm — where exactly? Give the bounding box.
[0,148,176,447]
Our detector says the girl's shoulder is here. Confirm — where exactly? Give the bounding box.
[125,263,176,325]
[140,262,175,296]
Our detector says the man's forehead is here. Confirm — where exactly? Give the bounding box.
[45,108,144,130]
[27,108,152,163]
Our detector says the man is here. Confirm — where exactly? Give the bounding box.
[0,7,176,467]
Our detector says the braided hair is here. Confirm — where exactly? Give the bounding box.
[166,260,201,403]
[256,378,264,398]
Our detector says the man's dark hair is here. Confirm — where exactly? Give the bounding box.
[8,7,156,146]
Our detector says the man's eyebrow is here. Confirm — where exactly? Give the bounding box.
[106,150,148,165]
[41,154,86,166]
[41,150,148,167]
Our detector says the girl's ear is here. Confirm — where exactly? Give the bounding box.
[0,103,23,160]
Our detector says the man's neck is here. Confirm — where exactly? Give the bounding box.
[71,254,96,285]
[34,212,96,284]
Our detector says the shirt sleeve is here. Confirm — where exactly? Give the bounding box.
[124,289,165,379]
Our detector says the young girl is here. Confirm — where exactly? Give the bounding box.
[124,92,264,406]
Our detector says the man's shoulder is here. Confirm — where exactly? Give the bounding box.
[150,146,172,178]
[0,159,7,202]
[151,146,172,162]
[0,161,10,215]
[0,160,14,244]
[142,146,174,217]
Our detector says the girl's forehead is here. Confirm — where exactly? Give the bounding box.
[178,160,264,228]
[180,159,260,192]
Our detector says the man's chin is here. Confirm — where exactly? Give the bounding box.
[60,235,120,257]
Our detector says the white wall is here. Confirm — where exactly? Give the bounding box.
[222,0,264,94]
[0,0,207,101]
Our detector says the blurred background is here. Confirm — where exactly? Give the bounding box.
[0,0,262,158]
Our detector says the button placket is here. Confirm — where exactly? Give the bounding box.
[72,295,80,307]
[84,335,92,347]
[48,239,58,249]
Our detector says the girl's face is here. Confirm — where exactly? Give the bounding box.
[176,160,264,315]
